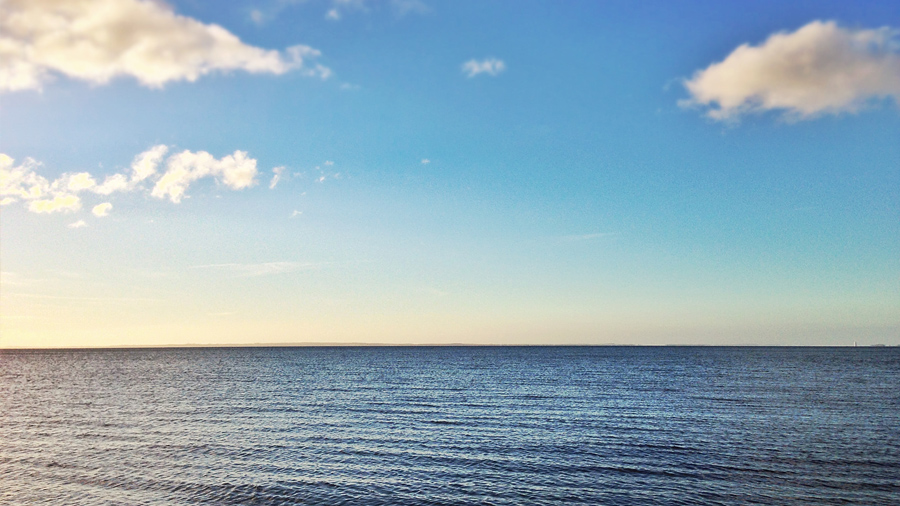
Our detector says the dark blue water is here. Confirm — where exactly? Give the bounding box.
[1,346,898,505]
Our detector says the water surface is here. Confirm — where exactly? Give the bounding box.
[1,346,898,505]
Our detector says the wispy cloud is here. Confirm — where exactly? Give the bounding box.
[0,0,330,92]
[312,162,341,183]
[4,292,159,303]
[682,21,900,121]
[462,58,506,78]
[191,261,325,277]
[249,9,266,26]
[421,159,431,165]
[0,271,30,287]
[324,0,428,21]
[391,0,430,17]
[269,166,286,189]
[68,219,88,228]
[92,203,112,217]
[561,232,617,241]
[208,311,235,317]
[325,0,367,21]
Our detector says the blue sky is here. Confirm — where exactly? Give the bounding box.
[1,0,898,347]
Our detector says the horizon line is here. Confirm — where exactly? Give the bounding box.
[1,343,895,351]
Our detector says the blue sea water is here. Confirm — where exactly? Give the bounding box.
[1,346,898,505]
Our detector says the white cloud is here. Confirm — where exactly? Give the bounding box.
[0,0,331,92]
[92,202,112,217]
[0,153,50,202]
[462,58,506,78]
[216,152,258,190]
[0,147,171,214]
[62,172,97,192]
[130,145,168,183]
[68,219,87,228]
[94,173,129,195]
[421,158,430,165]
[28,193,81,213]
[269,166,285,189]
[324,160,334,166]
[1,154,83,213]
[291,210,302,217]
[151,149,258,203]
[1,146,266,218]
[682,21,900,121]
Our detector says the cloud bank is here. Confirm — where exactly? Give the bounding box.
[682,21,900,121]
[0,146,262,216]
[462,58,505,78]
[0,0,330,92]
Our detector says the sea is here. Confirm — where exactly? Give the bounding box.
[1,346,898,505]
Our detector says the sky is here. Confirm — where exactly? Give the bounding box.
[1,0,898,348]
